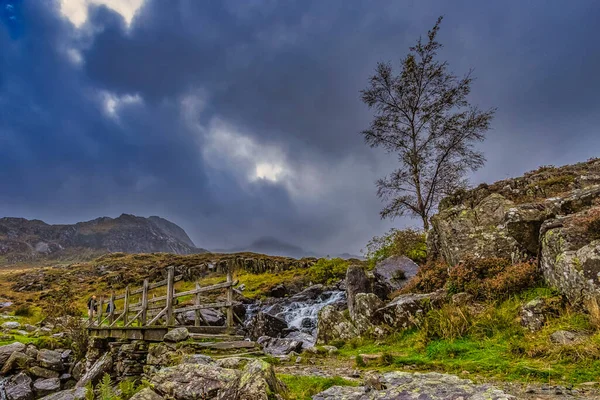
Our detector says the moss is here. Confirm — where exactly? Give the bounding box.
[277,375,358,400]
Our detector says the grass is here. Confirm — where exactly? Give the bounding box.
[334,288,600,386]
[278,375,359,400]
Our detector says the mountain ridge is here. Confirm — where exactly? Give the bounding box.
[0,214,207,264]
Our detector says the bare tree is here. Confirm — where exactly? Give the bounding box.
[361,16,495,230]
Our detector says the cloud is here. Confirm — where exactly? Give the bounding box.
[1,0,600,255]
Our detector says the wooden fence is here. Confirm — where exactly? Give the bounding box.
[88,266,240,330]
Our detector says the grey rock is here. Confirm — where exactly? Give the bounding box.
[520,298,547,331]
[181,308,225,326]
[129,388,164,400]
[24,324,37,332]
[346,265,370,318]
[451,292,474,306]
[164,327,189,343]
[352,293,384,335]
[38,387,88,400]
[259,337,303,356]
[30,366,61,379]
[376,290,446,330]
[0,351,33,374]
[33,378,61,396]
[71,361,84,381]
[2,321,21,330]
[75,353,112,388]
[150,363,239,400]
[220,360,287,400]
[313,371,514,399]
[37,350,64,371]
[550,330,583,345]
[180,354,214,365]
[0,342,26,368]
[5,372,33,400]
[247,312,288,340]
[146,343,176,366]
[373,256,419,300]
[316,305,359,344]
[215,357,253,370]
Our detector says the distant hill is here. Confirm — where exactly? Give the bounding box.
[0,214,207,264]
[213,236,363,260]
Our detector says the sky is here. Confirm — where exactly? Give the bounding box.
[0,0,599,255]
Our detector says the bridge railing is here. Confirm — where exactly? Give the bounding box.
[89,265,240,331]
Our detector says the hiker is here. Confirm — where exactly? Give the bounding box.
[87,295,97,319]
[106,297,115,314]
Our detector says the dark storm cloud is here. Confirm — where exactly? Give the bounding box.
[1,0,600,254]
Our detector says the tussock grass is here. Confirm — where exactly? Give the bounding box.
[278,375,358,400]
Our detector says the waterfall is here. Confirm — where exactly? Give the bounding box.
[0,376,9,400]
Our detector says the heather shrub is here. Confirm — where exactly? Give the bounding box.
[397,260,449,295]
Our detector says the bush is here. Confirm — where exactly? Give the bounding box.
[307,258,349,285]
[363,228,427,268]
[397,260,449,295]
[418,304,473,342]
[13,304,33,317]
[448,258,538,300]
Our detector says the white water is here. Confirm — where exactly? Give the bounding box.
[0,376,9,400]
[263,290,346,335]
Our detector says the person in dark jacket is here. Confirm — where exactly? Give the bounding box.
[87,295,97,319]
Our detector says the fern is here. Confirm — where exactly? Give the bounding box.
[85,381,95,400]
[98,374,115,400]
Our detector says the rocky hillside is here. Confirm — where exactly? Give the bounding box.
[429,158,600,311]
[0,214,206,263]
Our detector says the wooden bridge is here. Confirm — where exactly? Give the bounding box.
[87,266,246,343]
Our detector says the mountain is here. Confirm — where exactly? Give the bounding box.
[213,236,364,260]
[0,214,207,264]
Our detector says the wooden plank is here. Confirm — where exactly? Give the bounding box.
[147,280,239,304]
[226,268,233,330]
[114,274,183,300]
[187,326,229,334]
[147,307,167,325]
[195,282,207,327]
[190,341,257,350]
[165,267,174,326]
[172,301,241,314]
[141,279,149,326]
[123,285,130,326]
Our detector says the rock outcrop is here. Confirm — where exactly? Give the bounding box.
[345,265,370,318]
[430,159,600,310]
[372,256,419,300]
[313,371,514,399]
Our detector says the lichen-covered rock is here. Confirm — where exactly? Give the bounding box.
[247,312,288,340]
[313,371,515,399]
[164,327,189,343]
[30,366,60,379]
[520,298,549,331]
[5,372,33,400]
[220,360,287,400]
[352,293,384,335]
[0,342,26,368]
[259,337,303,356]
[1,351,33,375]
[372,256,419,300]
[2,321,21,330]
[316,305,359,344]
[38,387,88,400]
[346,265,370,318]
[33,378,61,397]
[146,342,176,366]
[375,290,446,330]
[128,388,164,400]
[75,353,112,388]
[150,363,239,400]
[550,330,584,345]
[37,350,64,371]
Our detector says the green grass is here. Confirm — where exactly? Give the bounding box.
[335,288,600,386]
[278,375,359,400]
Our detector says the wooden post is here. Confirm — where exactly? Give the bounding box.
[109,293,115,325]
[123,285,130,326]
[226,267,233,331]
[166,266,174,326]
[194,282,201,327]
[140,279,149,327]
[97,297,104,326]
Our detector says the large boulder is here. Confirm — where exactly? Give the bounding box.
[246,312,288,340]
[316,306,359,344]
[345,265,370,318]
[313,371,514,400]
[373,256,419,300]
[5,372,33,400]
[150,363,239,400]
[0,342,26,368]
[129,388,164,400]
[180,309,225,326]
[376,290,446,330]
[220,360,287,400]
[352,293,385,335]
